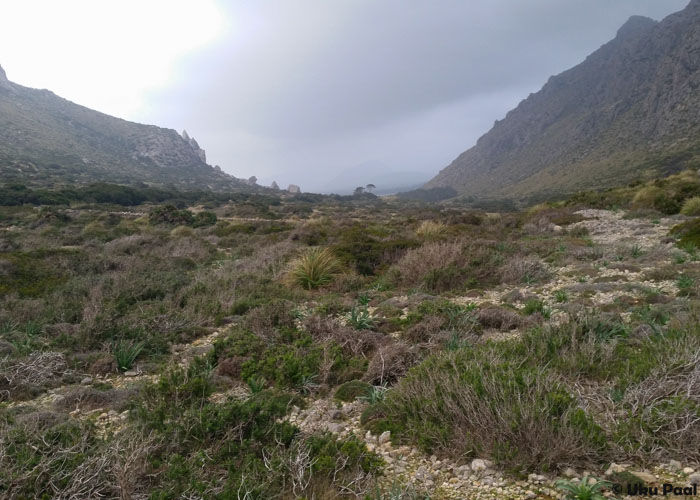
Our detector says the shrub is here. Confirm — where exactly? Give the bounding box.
[476,306,522,330]
[149,205,195,226]
[523,299,552,319]
[415,220,446,239]
[334,380,372,402]
[498,256,551,285]
[286,247,341,290]
[377,346,606,470]
[364,343,420,385]
[333,225,418,275]
[393,241,465,289]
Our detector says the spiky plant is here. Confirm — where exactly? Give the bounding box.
[680,196,700,216]
[555,475,611,500]
[287,247,341,290]
[112,340,145,372]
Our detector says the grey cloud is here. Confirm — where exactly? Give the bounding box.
[138,0,688,191]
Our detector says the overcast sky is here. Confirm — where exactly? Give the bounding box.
[0,0,689,192]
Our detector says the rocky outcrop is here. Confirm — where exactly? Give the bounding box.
[181,130,207,163]
[287,184,301,194]
[425,0,700,200]
[0,64,11,91]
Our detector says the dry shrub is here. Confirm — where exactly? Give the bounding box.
[476,307,523,330]
[415,220,447,238]
[104,234,160,255]
[245,300,297,339]
[618,337,700,462]
[89,355,117,376]
[0,352,68,400]
[237,240,296,278]
[304,316,385,357]
[383,349,606,470]
[15,410,68,430]
[216,356,249,379]
[498,256,551,284]
[164,235,214,260]
[364,342,420,385]
[327,272,367,293]
[57,387,135,412]
[403,315,445,343]
[393,241,464,287]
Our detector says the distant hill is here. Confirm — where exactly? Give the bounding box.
[0,65,246,190]
[317,162,430,195]
[425,0,700,201]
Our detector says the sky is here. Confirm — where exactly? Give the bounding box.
[0,0,689,193]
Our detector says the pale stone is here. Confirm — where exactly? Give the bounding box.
[378,430,391,444]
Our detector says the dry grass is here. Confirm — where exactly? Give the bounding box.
[415,220,447,239]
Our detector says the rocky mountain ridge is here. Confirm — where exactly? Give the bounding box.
[425,0,700,201]
[0,64,246,190]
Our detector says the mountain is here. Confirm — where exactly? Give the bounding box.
[0,65,245,190]
[425,0,700,201]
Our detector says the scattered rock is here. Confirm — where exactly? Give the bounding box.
[378,430,391,444]
[563,467,578,478]
[688,473,700,485]
[471,458,488,472]
[80,377,93,385]
[669,459,682,471]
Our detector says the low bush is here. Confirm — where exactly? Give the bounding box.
[335,380,373,402]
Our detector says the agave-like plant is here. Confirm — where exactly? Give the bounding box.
[112,340,145,372]
[287,247,341,290]
[555,475,612,500]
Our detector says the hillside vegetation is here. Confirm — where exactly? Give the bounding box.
[0,172,699,498]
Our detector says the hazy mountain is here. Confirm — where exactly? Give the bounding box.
[0,65,246,190]
[318,162,430,195]
[425,0,700,201]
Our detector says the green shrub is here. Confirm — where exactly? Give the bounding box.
[523,299,552,318]
[149,204,195,226]
[286,247,341,290]
[335,380,372,402]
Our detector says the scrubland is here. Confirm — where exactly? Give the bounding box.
[1,172,700,499]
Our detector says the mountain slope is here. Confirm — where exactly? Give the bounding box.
[425,0,700,201]
[0,66,244,190]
